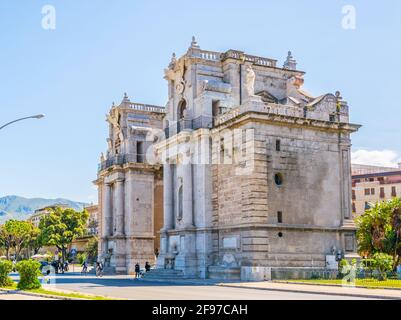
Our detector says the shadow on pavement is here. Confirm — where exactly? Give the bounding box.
[10,272,246,288]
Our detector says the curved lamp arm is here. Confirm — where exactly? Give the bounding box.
[0,114,45,131]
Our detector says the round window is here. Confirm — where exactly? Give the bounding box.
[278,232,283,238]
[274,173,283,186]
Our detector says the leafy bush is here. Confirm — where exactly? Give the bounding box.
[360,259,374,271]
[372,252,393,280]
[338,259,349,278]
[0,260,14,287]
[77,253,87,265]
[16,260,41,290]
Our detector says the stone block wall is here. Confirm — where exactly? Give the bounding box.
[210,117,352,269]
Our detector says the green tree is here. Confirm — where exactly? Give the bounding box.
[39,207,89,264]
[0,225,12,260]
[85,237,98,263]
[77,252,87,265]
[1,220,33,261]
[356,197,401,269]
[27,226,44,256]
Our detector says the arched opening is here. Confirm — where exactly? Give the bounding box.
[177,99,188,133]
[274,173,283,186]
[178,99,187,120]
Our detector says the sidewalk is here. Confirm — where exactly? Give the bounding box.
[218,281,401,299]
[0,291,55,300]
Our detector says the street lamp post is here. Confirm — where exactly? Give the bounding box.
[0,114,45,131]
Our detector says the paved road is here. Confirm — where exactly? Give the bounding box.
[28,274,378,300]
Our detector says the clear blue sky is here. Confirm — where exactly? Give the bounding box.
[0,1,400,203]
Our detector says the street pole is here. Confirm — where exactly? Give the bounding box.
[0,114,45,131]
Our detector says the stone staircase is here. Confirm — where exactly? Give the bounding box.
[142,268,187,280]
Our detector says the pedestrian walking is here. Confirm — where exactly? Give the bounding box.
[145,261,151,272]
[81,260,88,275]
[96,261,104,277]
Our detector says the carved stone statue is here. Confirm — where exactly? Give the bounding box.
[100,152,105,162]
[107,138,113,153]
[106,111,124,143]
[244,64,256,97]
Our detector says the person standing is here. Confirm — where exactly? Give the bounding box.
[135,263,140,278]
[145,261,151,272]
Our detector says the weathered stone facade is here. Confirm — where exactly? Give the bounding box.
[153,39,361,280]
[95,95,164,274]
[97,38,361,280]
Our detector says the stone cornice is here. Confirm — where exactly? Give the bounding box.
[154,130,192,152]
[163,223,357,234]
[97,163,161,180]
[214,111,361,134]
[105,235,155,240]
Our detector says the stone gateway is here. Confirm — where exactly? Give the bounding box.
[96,38,361,279]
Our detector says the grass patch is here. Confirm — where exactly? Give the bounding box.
[26,288,116,300]
[1,281,117,300]
[275,279,401,289]
[1,282,17,290]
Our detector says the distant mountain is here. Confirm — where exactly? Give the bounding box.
[0,195,88,223]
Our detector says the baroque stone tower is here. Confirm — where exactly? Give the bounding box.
[95,94,164,274]
[151,38,361,279]
[97,38,361,280]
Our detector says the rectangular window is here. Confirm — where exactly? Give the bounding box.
[352,190,356,200]
[371,188,375,195]
[275,139,281,152]
[392,186,397,197]
[136,141,144,163]
[364,188,370,196]
[277,211,283,223]
[380,187,385,198]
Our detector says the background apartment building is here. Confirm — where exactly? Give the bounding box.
[352,163,401,216]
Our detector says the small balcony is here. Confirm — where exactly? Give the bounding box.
[98,153,146,172]
[165,115,214,137]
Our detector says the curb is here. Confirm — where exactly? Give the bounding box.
[217,283,400,300]
[0,287,79,300]
[273,280,401,291]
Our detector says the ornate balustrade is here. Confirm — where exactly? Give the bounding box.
[214,102,303,125]
[221,50,277,67]
[189,49,222,61]
[188,48,277,67]
[128,103,166,113]
[98,153,147,171]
